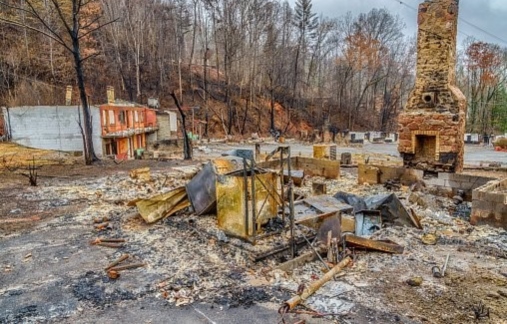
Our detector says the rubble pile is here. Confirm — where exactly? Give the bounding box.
[2,152,507,323]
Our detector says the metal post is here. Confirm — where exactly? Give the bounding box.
[288,147,296,259]
[243,158,249,239]
[250,158,256,245]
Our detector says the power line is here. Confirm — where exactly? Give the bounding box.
[458,18,507,45]
[391,0,507,46]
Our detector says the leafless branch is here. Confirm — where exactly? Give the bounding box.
[0,17,71,52]
[78,18,120,40]
[48,0,73,34]
[79,52,100,63]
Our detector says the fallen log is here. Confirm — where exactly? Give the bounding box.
[283,256,351,310]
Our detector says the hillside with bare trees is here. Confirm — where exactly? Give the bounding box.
[1,0,506,136]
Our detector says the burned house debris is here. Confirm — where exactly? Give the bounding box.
[1,1,507,323]
[398,0,466,173]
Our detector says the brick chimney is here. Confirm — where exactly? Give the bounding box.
[398,0,466,173]
[106,86,115,104]
[65,85,72,105]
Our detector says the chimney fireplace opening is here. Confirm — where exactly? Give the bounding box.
[414,135,437,162]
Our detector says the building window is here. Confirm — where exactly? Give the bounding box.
[118,110,126,124]
[108,110,115,125]
[102,110,107,125]
[134,110,139,122]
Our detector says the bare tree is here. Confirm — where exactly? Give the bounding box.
[170,91,192,160]
[0,0,118,165]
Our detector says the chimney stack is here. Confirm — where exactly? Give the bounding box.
[106,86,115,104]
[65,85,72,105]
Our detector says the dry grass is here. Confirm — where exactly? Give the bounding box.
[0,142,75,170]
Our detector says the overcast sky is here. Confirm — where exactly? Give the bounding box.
[288,0,507,47]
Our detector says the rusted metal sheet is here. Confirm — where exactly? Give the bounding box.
[216,172,278,240]
[316,214,341,243]
[186,157,243,215]
[341,215,356,233]
[131,186,190,223]
[345,235,404,254]
[304,196,353,214]
[295,211,336,229]
[186,162,216,215]
[364,193,413,227]
[293,196,352,230]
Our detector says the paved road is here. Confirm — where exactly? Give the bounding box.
[206,142,507,166]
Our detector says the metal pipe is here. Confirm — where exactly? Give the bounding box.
[442,254,450,277]
[243,158,249,238]
[250,158,257,245]
[288,147,295,259]
[299,228,334,278]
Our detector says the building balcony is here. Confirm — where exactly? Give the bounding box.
[102,124,158,138]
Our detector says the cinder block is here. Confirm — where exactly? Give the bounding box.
[438,172,450,180]
[484,193,507,204]
[472,190,484,201]
[425,178,445,187]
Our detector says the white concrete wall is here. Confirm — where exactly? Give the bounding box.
[169,111,178,132]
[3,106,103,156]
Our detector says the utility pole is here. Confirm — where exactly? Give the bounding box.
[204,47,210,140]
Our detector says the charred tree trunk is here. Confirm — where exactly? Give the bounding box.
[73,42,97,165]
[170,91,192,160]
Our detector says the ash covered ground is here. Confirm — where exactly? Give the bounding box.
[1,143,507,324]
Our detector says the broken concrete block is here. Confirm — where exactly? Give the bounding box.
[471,178,507,230]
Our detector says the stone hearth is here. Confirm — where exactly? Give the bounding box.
[398,0,466,173]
